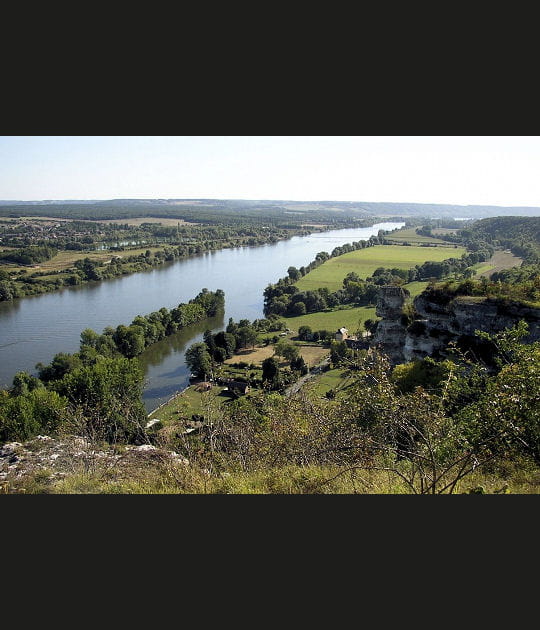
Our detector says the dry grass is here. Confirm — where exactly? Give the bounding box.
[225,345,275,365]
[223,336,329,370]
[8,246,166,273]
[298,344,329,367]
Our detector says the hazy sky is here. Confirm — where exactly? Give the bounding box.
[1,136,540,206]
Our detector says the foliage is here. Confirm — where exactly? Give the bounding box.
[51,356,148,444]
[274,339,299,362]
[185,343,213,379]
[391,357,456,394]
[0,388,68,442]
[0,245,57,265]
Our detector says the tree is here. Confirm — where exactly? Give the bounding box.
[36,352,83,382]
[0,280,15,301]
[203,329,217,355]
[11,371,43,396]
[298,325,313,341]
[0,388,68,442]
[291,301,307,315]
[261,356,281,390]
[274,339,299,362]
[290,355,308,375]
[364,319,378,335]
[113,324,146,358]
[330,340,350,366]
[236,325,259,349]
[214,331,237,358]
[52,356,147,444]
[213,346,227,363]
[185,342,213,379]
[287,266,301,281]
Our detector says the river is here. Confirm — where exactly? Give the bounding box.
[0,221,404,411]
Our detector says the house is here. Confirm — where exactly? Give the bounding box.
[335,327,349,341]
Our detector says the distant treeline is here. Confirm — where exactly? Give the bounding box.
[0,225,304,302]
[2,198,540,219]
[0,200,396,228]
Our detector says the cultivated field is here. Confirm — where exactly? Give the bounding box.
[296,343,329,367]
[476,250,522,277]
[384,227,450,244]
[295,244,466,292]
[6,246,166,274]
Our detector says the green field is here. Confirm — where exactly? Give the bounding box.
[295,244,466,293]
[309,368,354,398]
[403,281,429,297]
[471,262,495,276]
[384,227,450,245]
[280,279,428,335]
[280,305,377,336]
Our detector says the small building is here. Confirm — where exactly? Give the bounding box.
[335,327,349,341]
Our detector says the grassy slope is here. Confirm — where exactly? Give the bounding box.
[295,244,466,292]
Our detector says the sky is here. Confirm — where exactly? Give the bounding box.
[1,135,540,207]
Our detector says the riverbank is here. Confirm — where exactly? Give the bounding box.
[0,225,314,303]
[0,221,405,395]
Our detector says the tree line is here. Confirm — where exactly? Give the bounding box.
[0,289,224,444]
[263,246,494,318]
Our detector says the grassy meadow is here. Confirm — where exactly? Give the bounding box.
[294,244,466,293]
[384,227,451,245]
[280,305,376,336]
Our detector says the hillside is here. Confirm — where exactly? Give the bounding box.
[1,199,540,222]
[464,216,540,262]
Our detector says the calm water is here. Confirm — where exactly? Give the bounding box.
[0,222,403,411]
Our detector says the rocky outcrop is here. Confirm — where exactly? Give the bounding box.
[0,435,188,492]
[371,286,410,364]
[371,285,540,365]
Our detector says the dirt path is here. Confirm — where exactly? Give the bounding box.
[285,357,331,396]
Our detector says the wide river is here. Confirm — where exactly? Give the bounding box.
[0,221,403,411]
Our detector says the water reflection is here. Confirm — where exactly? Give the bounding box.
[138,314,224,411]
[139,315,224,368]
[0,221,404,406]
